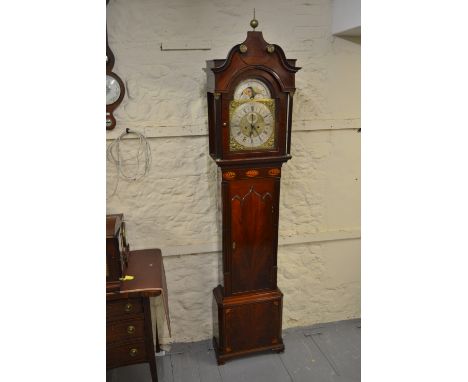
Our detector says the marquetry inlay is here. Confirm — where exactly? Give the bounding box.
[223,171,236,180]
[245,169,259,178]
[232,186,272,205]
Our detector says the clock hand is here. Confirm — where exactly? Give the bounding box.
[249,122,256,138]
[252,125,260,137]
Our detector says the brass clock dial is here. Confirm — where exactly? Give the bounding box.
[229,99,275,150]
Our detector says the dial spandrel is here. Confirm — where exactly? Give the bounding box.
[106,75,121,105]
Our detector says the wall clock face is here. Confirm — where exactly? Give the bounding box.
[234,78,271,100]
[106,74,122,105]
[230,99,275,150]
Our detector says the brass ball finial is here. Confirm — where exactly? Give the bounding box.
[250,8,258,30]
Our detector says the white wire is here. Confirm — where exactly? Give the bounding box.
[106,129,152,197]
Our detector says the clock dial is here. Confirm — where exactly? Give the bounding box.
[230,100,275,150]
[106,75,121,105]
[234,79,271,100]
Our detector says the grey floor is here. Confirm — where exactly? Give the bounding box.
[107,318,360,382]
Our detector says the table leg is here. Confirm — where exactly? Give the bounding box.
[149,359,158,382]
[155,319,161,353]
[143,297,158,382]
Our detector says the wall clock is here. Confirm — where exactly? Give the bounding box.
[106,0,125,130]
[206,16,300,364]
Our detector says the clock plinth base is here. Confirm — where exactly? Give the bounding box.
[212,285,284,364]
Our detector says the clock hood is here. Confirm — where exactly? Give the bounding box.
[206,31,300,94]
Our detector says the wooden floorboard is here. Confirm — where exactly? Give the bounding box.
[279,328,339,382]
[107,318,361,382]
[190,340,223,382]
[156,352,174,382]
[303,319,361,382]
[170,343,201,382]
[219,351,292,382]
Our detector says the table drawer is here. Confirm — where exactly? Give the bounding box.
[107,317,145,344]
[107,298,143,320]
[107,340,147,369]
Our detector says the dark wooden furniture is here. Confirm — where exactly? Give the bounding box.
[206,20,300,364]
[106,214,129,292]
[107,248,170,382]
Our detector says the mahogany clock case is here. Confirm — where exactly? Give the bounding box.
[212,164,285,364]
[207,30,300,363]
[213,286,284,364]
[220,165,282,297]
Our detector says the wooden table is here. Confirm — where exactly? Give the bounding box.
[106,249,170,382]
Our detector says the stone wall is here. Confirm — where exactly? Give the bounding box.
[106,0,360,344]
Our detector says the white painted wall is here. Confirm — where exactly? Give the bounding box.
[332,0,361,36]
[106,0,360,344]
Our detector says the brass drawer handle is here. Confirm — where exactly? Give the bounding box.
[127,325,135,334]
[129,348,138,357]
[124,303,133,312]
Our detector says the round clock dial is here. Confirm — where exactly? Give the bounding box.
[106,75,121,105]
[234,79,271,100]
[230,101,275,149]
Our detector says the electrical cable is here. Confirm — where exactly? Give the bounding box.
[106,128,152,198]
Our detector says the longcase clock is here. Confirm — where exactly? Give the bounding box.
[206,18,300,364]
